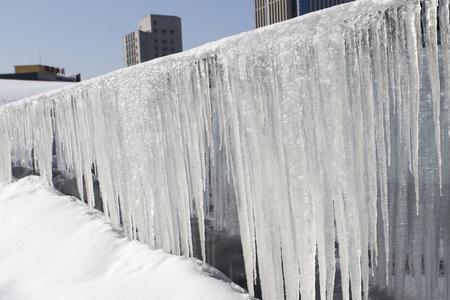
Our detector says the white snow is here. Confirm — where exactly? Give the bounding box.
[0,79,72,105]
[0,177,252,300]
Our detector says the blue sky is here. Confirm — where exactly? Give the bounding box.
[0,0,254,79]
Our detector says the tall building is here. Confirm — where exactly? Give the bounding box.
[255,0,298,28]
[123,15,182,67]
[299,0,353,15]
[0,65,81,82]
[255,0,354,28]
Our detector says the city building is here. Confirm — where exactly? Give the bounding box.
[255,0,298,28]
[255,0,354,28]
[123,15,182,67]
[299,0,353,15]
[0,65,81,82]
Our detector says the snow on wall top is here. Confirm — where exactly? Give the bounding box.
[0,79,72,105]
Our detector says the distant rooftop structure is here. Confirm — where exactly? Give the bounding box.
[123,14,183,67]
[0,64,81,82]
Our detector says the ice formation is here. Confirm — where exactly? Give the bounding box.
[0,177,252,300]
[0,0,449,299]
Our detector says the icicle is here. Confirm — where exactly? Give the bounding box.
[370,17,391,286]
[405,0,422,214]
[438,0,450,297]
[423,0,442,192]
[0,111,11,183]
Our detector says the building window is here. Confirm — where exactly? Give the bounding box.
[155,46,159,51]
[170,40,174,44]
[171,47,175,52]
[154,29,158,33]
[153,20,157,25]
[169,29,174,34]
[154,39,158,43]
[162,29,167,34]
[162,40,167,44]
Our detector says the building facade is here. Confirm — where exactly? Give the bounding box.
[255,0,298,28]
[0,65,81,82]
[299,0,353,15]
[123,15,182,67]
[255,0,354,28]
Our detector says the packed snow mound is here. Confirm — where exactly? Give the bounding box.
[0,79,72,105]
[0,177,252,300]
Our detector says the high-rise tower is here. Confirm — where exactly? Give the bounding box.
[299,0,353,15]
[255,0,355,28]
[255,0,298,28]
[123,15,182,67]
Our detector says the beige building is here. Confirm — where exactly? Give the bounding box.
[0,64,81,82]
[255,0,298,28]
[123,15,182,67]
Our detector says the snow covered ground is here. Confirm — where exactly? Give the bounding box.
[0,177,252,300]
[0,79,72,105]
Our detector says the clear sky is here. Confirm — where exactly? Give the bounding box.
[0,0,254,79]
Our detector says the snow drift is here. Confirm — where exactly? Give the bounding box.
[0,177,252,300]
[0,0,449,299]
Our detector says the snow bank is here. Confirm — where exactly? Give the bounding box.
[0,177,252,300]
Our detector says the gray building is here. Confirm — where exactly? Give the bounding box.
[255,0,353,28]
[123,15,182,67]
[255,0,298,28]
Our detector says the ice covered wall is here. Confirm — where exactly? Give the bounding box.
[0,0,449,299]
